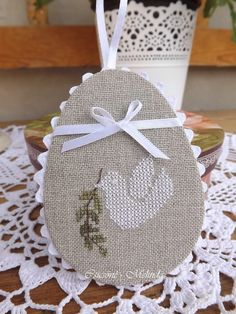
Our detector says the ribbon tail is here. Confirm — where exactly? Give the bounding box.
[132,118,182,130]
[61,124,120,152]
[54,124,106,136]
[120,123,170,160]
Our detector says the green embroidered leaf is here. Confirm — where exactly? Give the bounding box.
[90,227,99,233]
[80,191,93,200]
[76,206,86,221]
[99,247,108,257]
[89,211,100,224]
[92,234,107,243]
[80,224,86,236]
[84,237,93,250]
[76,169,107,257]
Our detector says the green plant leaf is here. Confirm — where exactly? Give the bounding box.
[99,247,108,257]
[34,0,54,10]
[204,0,236,42]
[204,0,218,17]
[77,170,107,257]
[227,0,236,41]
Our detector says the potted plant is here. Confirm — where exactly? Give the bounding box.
[91,0,201,109]
[90,0,236,109]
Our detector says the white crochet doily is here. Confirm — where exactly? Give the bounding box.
[0,125,236,314]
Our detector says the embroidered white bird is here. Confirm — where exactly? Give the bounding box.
[97,156,173,230]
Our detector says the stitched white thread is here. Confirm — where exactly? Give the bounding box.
[129,155,155,198]
[97,156,173,229]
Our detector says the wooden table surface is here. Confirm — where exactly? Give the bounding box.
[0,109,236,314]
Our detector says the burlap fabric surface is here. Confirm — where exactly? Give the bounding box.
[44,69,204,285]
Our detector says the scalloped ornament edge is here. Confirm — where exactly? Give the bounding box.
[34,70,208,279]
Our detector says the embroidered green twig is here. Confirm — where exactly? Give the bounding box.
[76,169,107,257]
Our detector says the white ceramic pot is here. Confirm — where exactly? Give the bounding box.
[95,0,200,110]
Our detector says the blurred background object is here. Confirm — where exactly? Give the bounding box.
[26,0,51,25]
[0,0,94,26]
[0,130,11,152]
[0,0,235,120]
[204,0,236,41]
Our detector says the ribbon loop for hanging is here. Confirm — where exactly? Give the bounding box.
[96,0,128,69]
[54,100,183,159]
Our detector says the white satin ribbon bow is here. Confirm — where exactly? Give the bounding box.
[54,100,182,159]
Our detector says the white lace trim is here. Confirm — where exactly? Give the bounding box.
[2,126,236,313]
[198,147,223,170]
[105,0,197,66]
